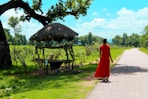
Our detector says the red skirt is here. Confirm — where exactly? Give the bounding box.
[94,58,110,78]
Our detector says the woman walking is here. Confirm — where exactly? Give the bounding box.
[94,39,113,82]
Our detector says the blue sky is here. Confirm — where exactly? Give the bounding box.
[1,0,148,40]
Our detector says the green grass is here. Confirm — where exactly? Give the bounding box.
[0,45,128,99]
[0,64,97,99]
[139,48,148,54]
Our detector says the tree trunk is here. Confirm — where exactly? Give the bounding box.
[0,20,12,69]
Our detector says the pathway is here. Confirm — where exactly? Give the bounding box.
[87,48,148,99]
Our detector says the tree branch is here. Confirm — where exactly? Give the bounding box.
[0,0,50,26]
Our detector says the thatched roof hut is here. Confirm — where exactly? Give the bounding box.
[30,23,78,42]
[30,23,78,72]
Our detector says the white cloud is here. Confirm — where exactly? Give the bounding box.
[106,13,111,16]
[93,12,98,16]
[117,8,134,16]
[102,8,108,11]
[2,9,24,17]
[20,21,43,40]
[1,9,43,39]
[73,7,148,39]
[114,8,148,33]
[90,18,107,27]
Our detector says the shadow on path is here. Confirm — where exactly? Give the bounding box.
[111,64,148,75]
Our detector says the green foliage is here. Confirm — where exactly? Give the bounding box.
[4,28,13,44]
[46,0,92,22]
[78,33,103,46]
[32,0,42,13]
[65,0,92,18]
[122,33,128,45]
[144,25,148,33]
[112,35,122,46]
[8,16,21,35]
[4,28,27,45]
[140,25,148,47]
[13,33,27,45]
[10,45,35,67]
[0,87,12,97]
[87,32,93,45]
[112,24,148,48]
[112,33,141,47]
[7,16,27,45]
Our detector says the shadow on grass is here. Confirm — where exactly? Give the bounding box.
[0,64,97,96]
[111,64,148,75]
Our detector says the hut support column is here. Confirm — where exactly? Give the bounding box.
[68,44,74,71]
[64,44,70,71]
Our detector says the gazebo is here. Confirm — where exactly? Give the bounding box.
[30,23,78,73]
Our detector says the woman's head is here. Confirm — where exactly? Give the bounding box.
[103,38,107,44]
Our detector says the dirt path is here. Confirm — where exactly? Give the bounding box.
[87,48,148,99]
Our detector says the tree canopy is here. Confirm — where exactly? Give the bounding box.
[0,0,92,25]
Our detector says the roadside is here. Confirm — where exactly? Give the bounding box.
[87,48,148,99]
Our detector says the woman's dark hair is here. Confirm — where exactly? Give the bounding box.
[103,39,107,44]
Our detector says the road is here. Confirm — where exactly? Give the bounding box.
[87,48,148,99]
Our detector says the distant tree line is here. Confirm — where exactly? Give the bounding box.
[112,25,148,48]
[112,33,140,47]
[4,28,27,45]
[73,32,103,46]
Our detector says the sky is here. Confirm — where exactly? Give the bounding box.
[1,0,148,40]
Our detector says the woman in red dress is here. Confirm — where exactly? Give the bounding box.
[94,39,113,82]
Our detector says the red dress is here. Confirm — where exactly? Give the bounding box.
[94,44,110,79]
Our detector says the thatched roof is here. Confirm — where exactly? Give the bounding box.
[30,23,78,42]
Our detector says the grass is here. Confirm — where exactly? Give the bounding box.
[0,45,128,99]
[0,64,97,99]
[139,48,148,54]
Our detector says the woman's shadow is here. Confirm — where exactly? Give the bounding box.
[111,64,148,75]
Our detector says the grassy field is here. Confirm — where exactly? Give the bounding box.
[0,45,127,99]
[139,48,148,54]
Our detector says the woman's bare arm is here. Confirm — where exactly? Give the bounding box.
[109,50,113,63]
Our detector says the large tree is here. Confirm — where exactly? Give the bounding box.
[141,25,148,47]
[8,16,27,45]
[112,35,122,46]
[0,0,92,69]
[8,16,22,36]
